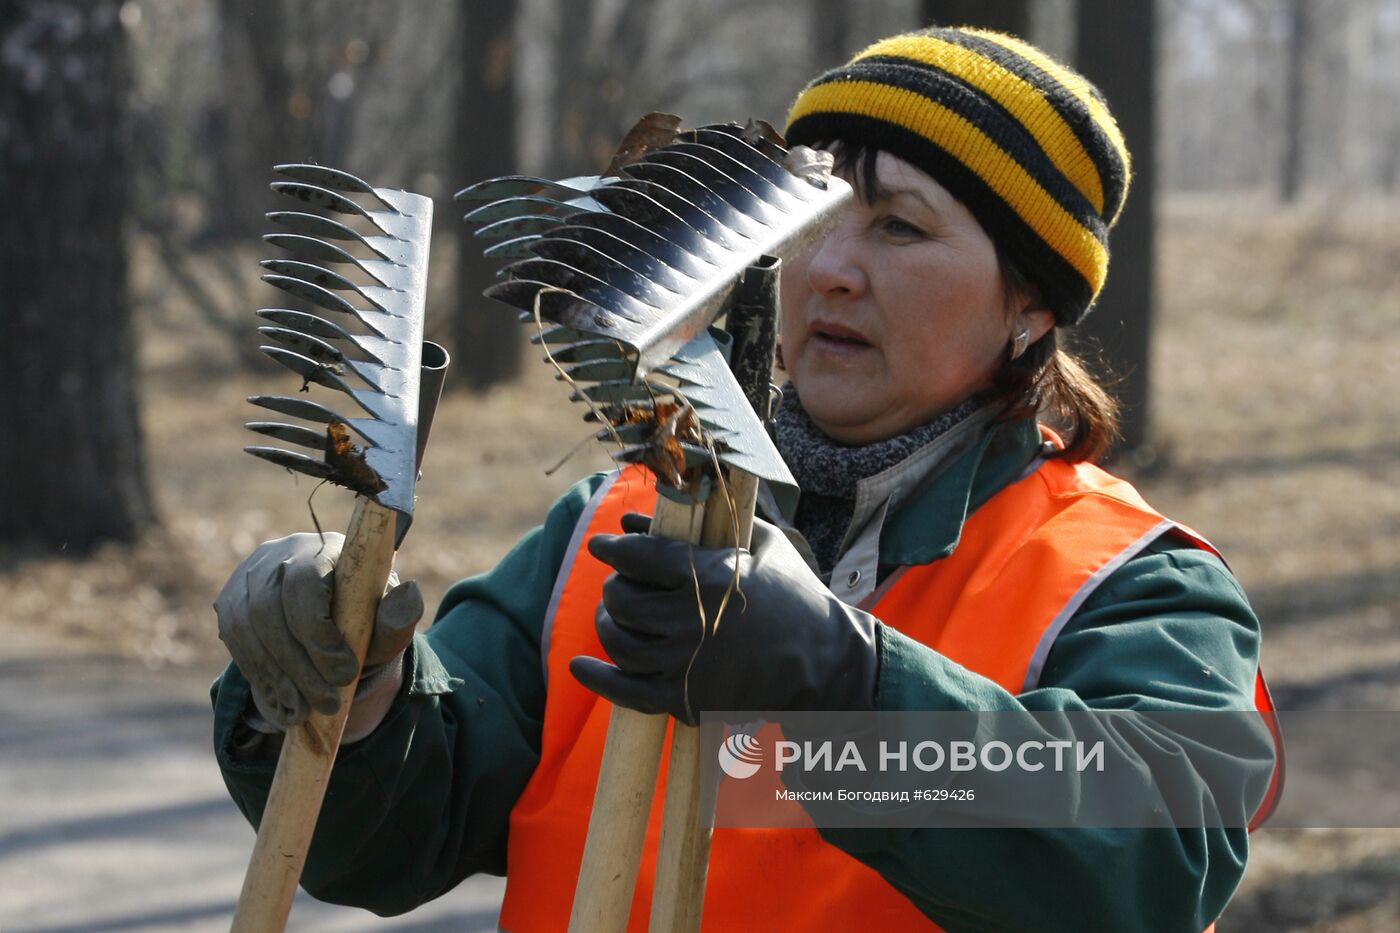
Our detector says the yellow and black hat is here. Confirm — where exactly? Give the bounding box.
[785,27,1131,326]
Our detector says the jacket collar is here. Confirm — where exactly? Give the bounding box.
[758,409,1045,604]
[878,415,1044,566]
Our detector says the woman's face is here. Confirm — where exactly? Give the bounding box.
[779,151,1050,445]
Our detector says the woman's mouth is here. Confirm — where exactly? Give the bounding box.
[809,322,873,356]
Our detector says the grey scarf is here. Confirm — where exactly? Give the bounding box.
[773,384,981,575]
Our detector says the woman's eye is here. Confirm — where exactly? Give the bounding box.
[880,216,924,238]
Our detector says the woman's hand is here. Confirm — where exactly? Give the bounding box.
[214,532,423,732]
[570,513,880,724]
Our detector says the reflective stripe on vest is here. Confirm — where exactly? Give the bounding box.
[499,458,1280,932]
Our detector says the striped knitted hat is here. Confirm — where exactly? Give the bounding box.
[785,28,1131,326]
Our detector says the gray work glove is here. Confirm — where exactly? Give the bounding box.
[570,513,880,725]
[214,532,423,733]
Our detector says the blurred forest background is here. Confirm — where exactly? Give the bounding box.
[2,0,1398,929]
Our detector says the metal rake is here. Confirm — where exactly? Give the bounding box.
[231,164,446,933]
[459,117,852,933]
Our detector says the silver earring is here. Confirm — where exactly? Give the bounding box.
[1010,328,1031,361]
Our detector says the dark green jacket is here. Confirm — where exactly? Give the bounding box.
[213,418,1268,931]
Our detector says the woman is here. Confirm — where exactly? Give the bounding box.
[213,27,1277,932]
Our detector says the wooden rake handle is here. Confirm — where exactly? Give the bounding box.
[568,494,706,932]
[650,471,759,933]
[568,474,759,933]
[231,496,399,932]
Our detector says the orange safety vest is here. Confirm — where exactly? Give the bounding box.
[498,452,1281,932]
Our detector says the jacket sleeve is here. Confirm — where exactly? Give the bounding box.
[210,473,607,916]
[813,535,1275,933]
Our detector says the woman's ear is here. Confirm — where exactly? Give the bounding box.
[1010,284,1055,345]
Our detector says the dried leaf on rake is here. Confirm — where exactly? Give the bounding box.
[604,111,683,176]
[613,400,705,491]
[741,118,785,149]
[325,419,387,496]
[783,145,835,188]
[648,431,688,489]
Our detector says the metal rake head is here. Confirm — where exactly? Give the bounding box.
[456,119,851,501]
[245,164,440,537]
[595,327,792,502]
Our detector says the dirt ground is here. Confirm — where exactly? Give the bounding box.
[1,192,1397,930]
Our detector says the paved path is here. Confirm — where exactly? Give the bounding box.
[0,626,505,932]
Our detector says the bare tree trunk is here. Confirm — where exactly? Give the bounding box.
[920,0,1032,36]
[550,0,663,177]
[214,0,297,241]
[1073,0,1157,459]
[550,0,595,176]
[455,0,522,389]
[1281,0,1308,202]
[0,1,155,550]
[811,0,852,68]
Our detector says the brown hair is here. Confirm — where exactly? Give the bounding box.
[990,247,1120,464]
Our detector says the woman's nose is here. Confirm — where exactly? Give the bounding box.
[804,225,866,299]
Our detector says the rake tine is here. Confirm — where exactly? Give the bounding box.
[274,163,376,196]
[257,326,346,367]
[623,173,758,242]
[566,214,717,280]
[268,210,361,240]
[610,441,717,471]
[662,143,803,210]
[507,253,677,310]
[244,446,342,482]
[247,394,345,425]
[255,310,391,367]
[260,346,376,404]
[642,148,793,219]
[632,152,766,213]
[263,235,390,284]
[529,292,646,343]
[698,121,789,163]
[474,214,567,241]
[596,421,652,445]
[543,338,631,364]
[621,161,769,239]
[687,128,811,198]
[529,325,593,345]
[260,259,361,293]
[282,168,411,226]
[532,229,696,293]
[535,327,635,348]
[261,273,390,330]
[265,352,397,432]
[255,308,352,342]
[601,180,748,251]
[494,263,657,324]
[245,421,330,451]
[454,173,607,203]
[264,233,361,265]
[486,281,641,333]
[572,380,655,406]
[584,188,729,265]
[265,262,400,323]
[463,195,590,225]
[559,358,634,383]
[271,181,373,221]
[483,234,546,261]
[267,212,393,259]
[262,273,363,316]
[525,237,684,302]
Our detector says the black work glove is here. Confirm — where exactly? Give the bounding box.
[214,532,423,731]
[570,513,880,725]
